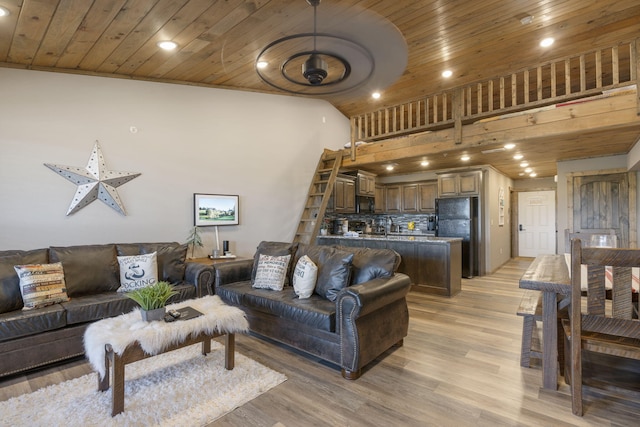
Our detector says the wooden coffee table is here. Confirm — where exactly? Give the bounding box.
[84,295,248,417]
[98,330,235,416]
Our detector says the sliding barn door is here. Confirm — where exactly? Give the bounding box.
[572,172,632,248]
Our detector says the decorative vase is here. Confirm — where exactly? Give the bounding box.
[141,307,166,322]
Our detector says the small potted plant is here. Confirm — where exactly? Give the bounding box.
[185,225,204,258]
[125,281,178,321]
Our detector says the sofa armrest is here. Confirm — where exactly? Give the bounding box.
[213,259,254,292]
[337,273,411,318]
[185,262,215,297]
[336,272,411,377]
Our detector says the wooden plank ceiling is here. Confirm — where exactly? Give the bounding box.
[1,0,639,179]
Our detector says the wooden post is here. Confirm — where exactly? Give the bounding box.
[632,39,640,115]
[350,116,356,161]
[453,88,463,145]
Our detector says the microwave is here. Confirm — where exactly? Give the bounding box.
[356,196,375,213]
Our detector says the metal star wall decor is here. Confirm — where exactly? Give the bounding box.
[45,142,141,216]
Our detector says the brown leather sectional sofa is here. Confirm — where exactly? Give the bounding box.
[213,241,411,379]
[0,242,213,377]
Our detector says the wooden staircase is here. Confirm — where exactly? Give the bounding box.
[293,150,342,245]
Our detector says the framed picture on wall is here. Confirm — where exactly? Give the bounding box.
[194,193,239,226]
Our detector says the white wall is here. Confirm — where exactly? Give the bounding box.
[483,168,512,273]
[0,68,349,256]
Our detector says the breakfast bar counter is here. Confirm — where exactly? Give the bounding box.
[317,234,462,296]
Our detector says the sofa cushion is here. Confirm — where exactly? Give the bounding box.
[0,249,49,313]
[0,304,67,342]
[14,262,70,310]
[300,246,354,301]
[116,242,187,283]
[252,254,291,291]
[293,255,318,299]
[335,246,400,284]
[116,252,158,292]
[50,244,119,297]
[251,241,298,286]
[217,280,335,332]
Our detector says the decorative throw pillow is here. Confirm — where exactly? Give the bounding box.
[293,255,318,299]
[304,246,354,301]
[116,252,158,292]
[251,241,298,286]
[13,262,70,310]
[252,254,291,291]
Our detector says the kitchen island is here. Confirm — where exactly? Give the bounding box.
[317,234,462,297]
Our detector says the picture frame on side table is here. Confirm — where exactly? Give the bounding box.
[194,193,239,226]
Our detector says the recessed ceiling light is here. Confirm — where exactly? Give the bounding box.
[0,6,9,16]
[513,154,524,160]
[157,40,178,50]
[442,70,453,78]
[256,61,269,69]
[385,165,394,171]
[504,143,516,150]
[420,160,429,167]
[540,37,555,48]
[524,167,533,173]
[519,172,525,176]
[520,162,529,167]
[530,172,537,177]
[461,155,470,161]
[372,92,381,99]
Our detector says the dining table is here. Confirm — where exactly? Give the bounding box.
[519,254,571,390]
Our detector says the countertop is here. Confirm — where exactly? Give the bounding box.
[317,234,462,243]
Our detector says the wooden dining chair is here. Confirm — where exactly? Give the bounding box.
[564,238,640,416]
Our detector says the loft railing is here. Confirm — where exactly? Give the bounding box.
[351,39,639,143]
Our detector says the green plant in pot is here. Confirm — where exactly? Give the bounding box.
[126,281,178,321]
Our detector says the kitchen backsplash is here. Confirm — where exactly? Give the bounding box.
[323,213,436,234]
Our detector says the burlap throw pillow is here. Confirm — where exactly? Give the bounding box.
[293,255,318,299]
[14,262,70,310]
[252,254,291,291]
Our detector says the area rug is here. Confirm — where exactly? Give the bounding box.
[0,342,286,427]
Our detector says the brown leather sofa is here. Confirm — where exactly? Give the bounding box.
[213,241,411,379]
[0,242,213,377]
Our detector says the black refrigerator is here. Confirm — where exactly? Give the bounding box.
[435,197,478,278]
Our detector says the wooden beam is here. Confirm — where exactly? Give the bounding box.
[341,93,640,168]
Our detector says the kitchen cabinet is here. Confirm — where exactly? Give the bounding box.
[418,181,438,212]
[437,171,481,197]
[316,236,462,297]
[356,171,376,196]
[401,184,418,212]
[385,185,402,213]
[329,174,356,213]
[375,185,386,213]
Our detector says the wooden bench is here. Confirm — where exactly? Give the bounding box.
[517,290,542,368]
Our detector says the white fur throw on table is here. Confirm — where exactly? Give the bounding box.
[83,295,248,379]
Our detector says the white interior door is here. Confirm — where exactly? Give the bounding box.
[518,190,556,257]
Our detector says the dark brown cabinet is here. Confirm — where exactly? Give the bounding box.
[374,185,385,213]
[438,171,481,197]
[401,184,418,212]
[329,175,356,213]
[356,171,376,196]
[385,185,402,213]
[418,181,438,212]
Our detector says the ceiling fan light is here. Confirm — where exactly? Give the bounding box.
[302,54,328,85]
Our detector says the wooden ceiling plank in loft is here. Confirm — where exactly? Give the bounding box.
[7,0,58,64]
[31,0,91,68]
[76,0,158,71]
[341,93,640,172]
[54,0,128,69]
[0,1,24,60]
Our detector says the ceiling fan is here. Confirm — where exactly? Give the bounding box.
[255,0,408,97]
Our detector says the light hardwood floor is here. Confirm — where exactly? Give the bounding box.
[1,258,639,426]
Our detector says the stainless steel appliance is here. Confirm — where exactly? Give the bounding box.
[356,195,375,213]
[436,197,478,278]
